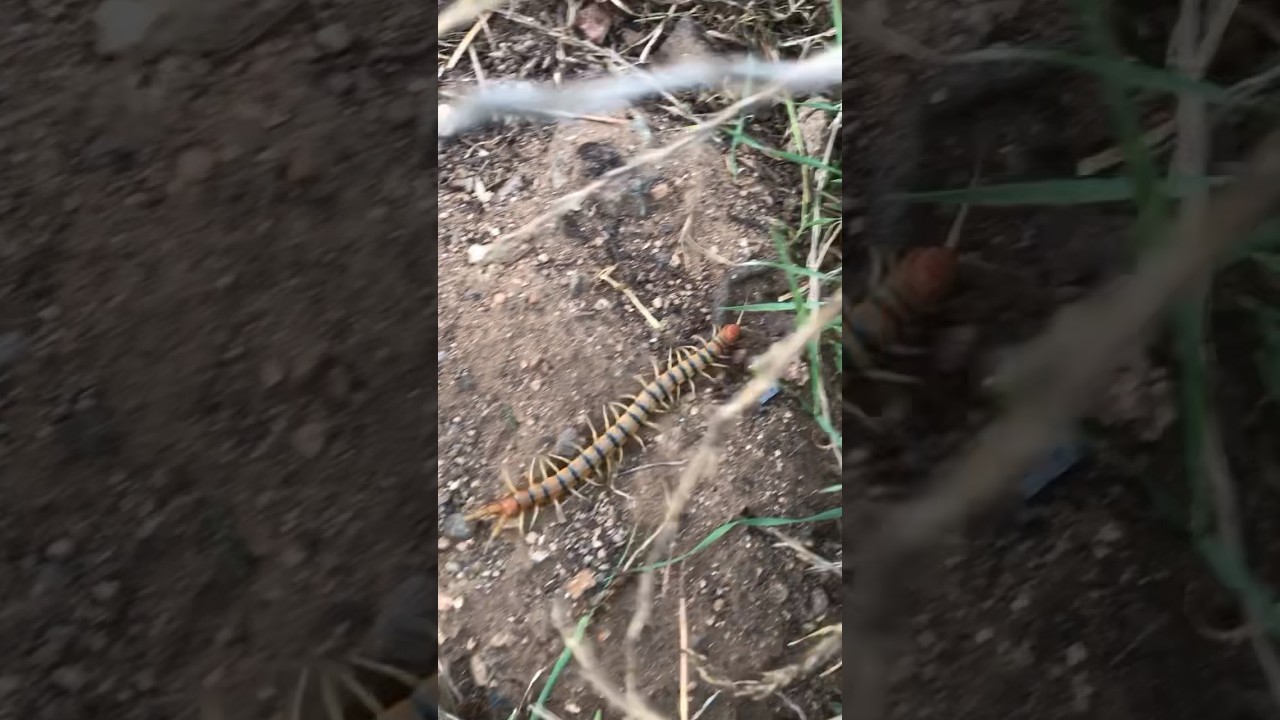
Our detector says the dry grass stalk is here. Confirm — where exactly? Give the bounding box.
[1168,0,1280,707]
[846,129,1280,720]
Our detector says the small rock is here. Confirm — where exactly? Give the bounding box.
[566,569,598,599]
[650,182,671,200]
[51,665,88,693]
[259,359,285,389]
[495,174,524,199]
[0,331,26,370]
[0,675,20,699]
[291,421,327,459]
[315,23,353,54]
[1010,589,1031,612]
[1065,641,1088,667]
[441,513,473,541]
[974,627,994,644]
[46,538,75,561]
[174,146,214,185]
[467,244,491,264]
[281,544,308,568]
[93,0,161,55]
[90,580,121,603]
[712,598,726,613]
[552,427,583,457]
[1094,522,1123,544]
[651,296,663,309]
[490,631,516,648]
[567,271,585,297]
[809,588,830,618]
[285,144,320,184]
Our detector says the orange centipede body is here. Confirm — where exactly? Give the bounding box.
[465,323,742,536]
[847,246,956,359]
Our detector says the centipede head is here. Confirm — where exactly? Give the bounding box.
[720,323,741,343]
[899,246,958,306]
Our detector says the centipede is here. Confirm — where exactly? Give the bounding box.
[844,245,958,365]
[847,167,978,365]
[464,323,742,537]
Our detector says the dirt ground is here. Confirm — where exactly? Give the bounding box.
[1,1,435,719]
[4,0,1280,719]
[437,61,842,720]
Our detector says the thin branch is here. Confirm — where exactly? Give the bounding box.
[439,49,839,137]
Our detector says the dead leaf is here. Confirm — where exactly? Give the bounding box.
[566,569,598,599]
[574,2,613,43]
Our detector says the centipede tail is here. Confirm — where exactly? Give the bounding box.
[465,323,742,535]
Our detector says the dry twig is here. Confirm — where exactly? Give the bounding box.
[1168,0,1280,706]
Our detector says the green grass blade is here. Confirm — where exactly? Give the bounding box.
[896,176,1233,206]
[632,508,842,572]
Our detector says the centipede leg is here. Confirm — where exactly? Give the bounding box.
[528,503,541,530]
[553,499,567,522]
[501,465,520,494]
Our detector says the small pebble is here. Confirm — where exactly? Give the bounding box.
[91,580,121,603]
[174,146,214,185]
[46,538,74,561]
[315,23,353,53]
[1065,642,1088,667]
[291,421,327,459]
[442,513,473,541]
[51,665,88,693]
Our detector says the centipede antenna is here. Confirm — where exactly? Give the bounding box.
[944,162,981,250]
[502,465,520,494]
[735,308,745,325]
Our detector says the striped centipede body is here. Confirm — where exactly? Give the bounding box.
[845,246,957,364]
[465,323,742,537]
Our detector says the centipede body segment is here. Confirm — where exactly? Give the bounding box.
[465,323,742,537]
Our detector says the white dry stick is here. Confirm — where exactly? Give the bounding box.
[439,48,840,138]
[1169,0,1280,707]
[474,74,835,264]
[550,600,667,720]
[624,295,842,707]
[438,0,510,36]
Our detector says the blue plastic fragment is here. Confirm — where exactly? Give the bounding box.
[759,383,781,405]
[1021,437,1084,500]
